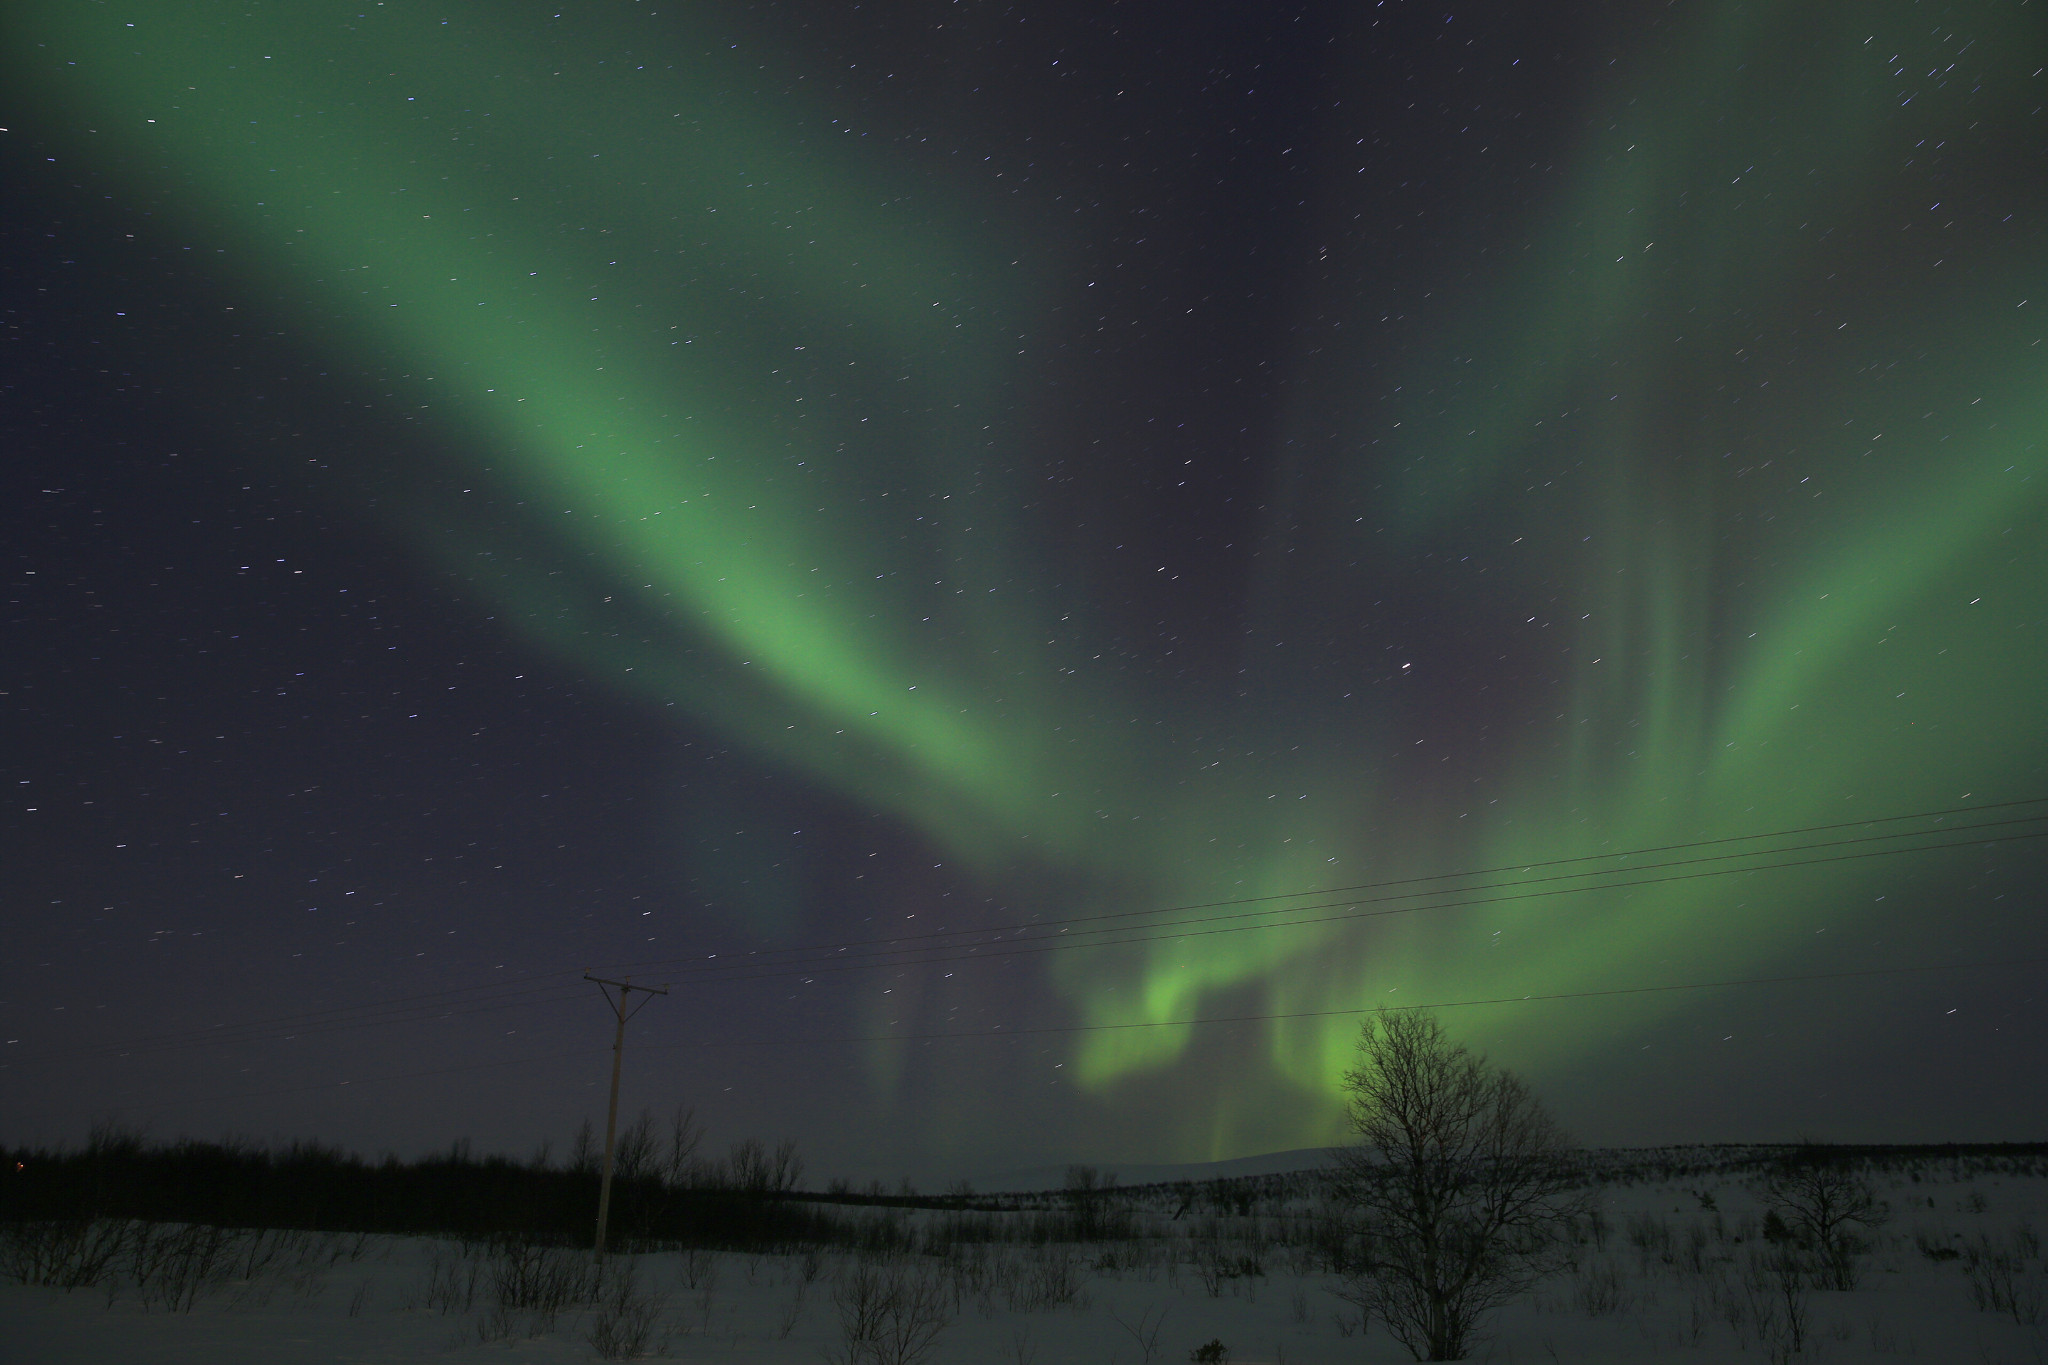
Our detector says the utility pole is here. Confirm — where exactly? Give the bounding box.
[584,972,667,1263]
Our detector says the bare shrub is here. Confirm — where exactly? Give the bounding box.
[1063,1165,1124,1240]
[773,1279,807,1337]
[611,1110,659,1185]
[1740,1247,1809,1365]
[1108,1301,1170,1363]
[420,1241,484,1313]
[1963,1234,2044,1325]
[829,1258,951,1365]
[470,1303,519,1344]
[1676,1220,1714,1277]
[0,1219,130,1289]
[1007,1245,1086,1312]
[1571,1258,1631,1316]
[487,1235,592,1331]
[660,1106,704,1188]
[1759,1147,1888,1290]
[678,1246,719,1290]
[726,1136,805,1194]
[588,1257,668,1359]
[1626,1213,1673,1272]
[673,1246,719,1330]
[571,1117,600,1175]
[129,1222,243,1312]
[1330,1010,1584,1361]
[1192,1238,1262,1300]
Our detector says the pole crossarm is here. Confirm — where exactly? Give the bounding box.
[584,973,670,995]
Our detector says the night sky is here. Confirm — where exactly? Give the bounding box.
[4,1,2046,1182]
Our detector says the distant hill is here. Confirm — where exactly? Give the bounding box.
[954,1139,2048,1195]
[964,1146,1342,1194]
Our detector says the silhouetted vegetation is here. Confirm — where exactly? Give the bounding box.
[4,1122,2046,1357]
[0,1119,846,1253]
[1329,1010,1585,1361]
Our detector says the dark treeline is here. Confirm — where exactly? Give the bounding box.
[0,1128,1319,1259]
[0,1123,858,1252]
[1572,1143,2048,1186]
[12,1127,2039,1257]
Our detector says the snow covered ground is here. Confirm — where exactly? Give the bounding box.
[3,1149,2044,1364]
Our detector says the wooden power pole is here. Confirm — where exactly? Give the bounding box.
[584,972,667,1263]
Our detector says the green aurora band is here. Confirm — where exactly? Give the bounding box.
[17,2,2045,1155]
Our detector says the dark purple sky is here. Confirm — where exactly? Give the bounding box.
[4,0,2045,1181]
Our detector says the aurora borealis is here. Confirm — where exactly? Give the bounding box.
[4,2,2046,1173]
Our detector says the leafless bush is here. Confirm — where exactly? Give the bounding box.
[1760,1148,1888,1291]
[1680,1284,1712,1345]
[419,1241,484,1313]
[1626,1213,1673,1272]
[675,1247,719,1329]
[677,1246,719,1290]
[829,1258,951,1365]
[1963,1234,2043,1325]
[1740,1247,1809,1365]
[233,1227,344,1306]
[229,1227,289,1282]
[1063,1165,1126,1240]
[612,1110,659,1184]
[128,1222,243,1312]
[469,1303,520,1344]
[1108,1301,1170,1363]
[945,1241,998,1306]
[660,1106,704,1188]
[725,1136,805,1194]
[571,1117,601,1175]
[1571,1257,1631,1316]
[1007,1245,1086,1311]
[1190,1234,1262,1300]
[488,1235,593,1332]
[0,1218,131,1289]
[587,1257,668,1359]
[773,1278,807,1337]
[1676,1220,1715,1276]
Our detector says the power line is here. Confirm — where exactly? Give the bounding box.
[12,972,597,1061]
[598,822,2048,987]
[638,795,2048,974]
[17,815,2034,1067]
[19,981,598,1065]
[86,954,2047,1120]
[696,954,2048,1049]
[10,797,2043,1068]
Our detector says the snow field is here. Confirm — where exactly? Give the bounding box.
[3,1152,2045,1364]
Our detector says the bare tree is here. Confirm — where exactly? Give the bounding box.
[611,1108,658,1184]
[768,1137,805,1194]
[570,1117,599,1176]
[829,1259,950,1365]
[1331,1010,1582,1361]
[723,1136,804,1195]
[1760,1145,1888,1289]
[660,1105,704,1189]
[1062,1164,1120,1240]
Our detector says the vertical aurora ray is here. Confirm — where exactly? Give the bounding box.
[15,1,2044,1156]
[1225,0,2048,1106]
